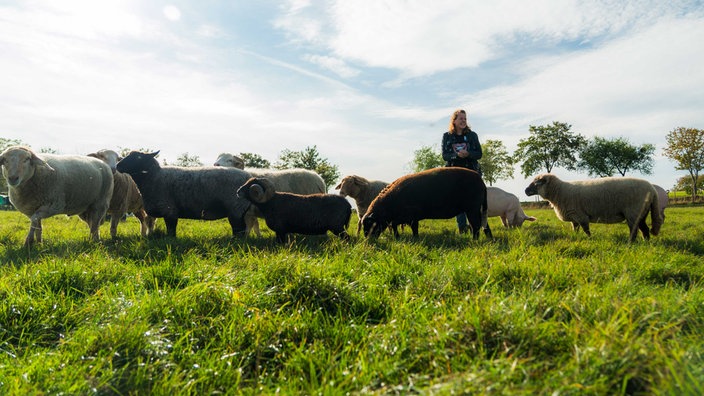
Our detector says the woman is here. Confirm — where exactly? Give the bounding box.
[441,109,483,234]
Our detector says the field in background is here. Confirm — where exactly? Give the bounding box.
[0,207,702,394]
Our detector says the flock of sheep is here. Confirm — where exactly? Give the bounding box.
[0,145,668,247]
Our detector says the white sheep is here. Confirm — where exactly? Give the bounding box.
[87,149,155,238]
[0,146,114,247]
[487,186,536,228]
[213,152,326,237]
[525,173,662,242]
[334,175,389,235]
[652,184,668,221]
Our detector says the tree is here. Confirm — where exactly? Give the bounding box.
[578,136,654,177]
[479,139,514,186]
[514,121,587,177]
[275,145,340,189]
[663,127,704,201]
[174,152,203,167]
[239,152,271,168]
[410,145,444,172]
[673,174,704,195]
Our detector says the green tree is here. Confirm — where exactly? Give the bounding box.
[578,136,655,177]
[663,127,704,201]
[239,152,271,168]
[275,145,339,189]
[673,174,704,196]
[479,139,514,186]
[410,145,444,172]
[174,152,203,167]
[514,121,587,177]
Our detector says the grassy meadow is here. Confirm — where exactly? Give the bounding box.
[0,206,702,395]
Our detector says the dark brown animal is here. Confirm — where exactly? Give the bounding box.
[237,177,352,243]
[361,167,492,240]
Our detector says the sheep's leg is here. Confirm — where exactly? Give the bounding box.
[571,222,580,232]
[335,228,350,241]
[227,214,247,237]
[638,218,650,241]
[275,232,288,244]
[483,223,493,239]
[110,213,120,238]
[410,221,419,237]
[356,220,363,236]
[164,217,178,237]
[579,223,591,237]
[25,217,42,247]
[500,215,509,228]
[391,223,400,237]
[134,210,153,236]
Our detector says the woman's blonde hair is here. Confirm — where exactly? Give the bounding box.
[448,109,471,134]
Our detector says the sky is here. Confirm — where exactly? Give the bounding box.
[1,0,703,200]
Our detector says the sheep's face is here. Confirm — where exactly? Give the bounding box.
[116,151,159,176]
[88,149,121,172]
[0,146,52,188]
[214,153,245,169]
[335,176,362,198]
[525,174,553,197]
[237,177,274,204]
[361,212,388,238]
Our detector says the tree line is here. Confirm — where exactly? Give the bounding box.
[411,122,704,201]
[2,123,703,200]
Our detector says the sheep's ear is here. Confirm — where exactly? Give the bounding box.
[249,184,267,203]
[31,152,55,172]
[334,182,342,190]
[148,151,160,158]
[353,176,368,186]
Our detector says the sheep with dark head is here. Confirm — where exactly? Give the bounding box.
[214,152,326,237]
[115,151,252,237]
[361,167,492,240]
[0,146,113,247]
[236,177,351,243]
[525,173,662,242]
[88,149,155,238]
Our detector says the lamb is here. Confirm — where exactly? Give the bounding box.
[236,177,352,243]
[115,151,252,238]
[487,186,536,228]
[87,149,156,238]
[213,152,326,237]
[652,184,668,221]
[0,146,113,247]
[334,175,389,235]
[524,173,662,242]
[361,167,492,240]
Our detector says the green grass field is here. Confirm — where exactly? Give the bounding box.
[0,207,702,395]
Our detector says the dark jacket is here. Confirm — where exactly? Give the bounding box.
[441,129,482,175]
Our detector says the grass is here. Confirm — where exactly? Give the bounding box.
[0,207,702,395]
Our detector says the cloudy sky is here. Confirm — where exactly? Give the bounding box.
[1,0,702,199]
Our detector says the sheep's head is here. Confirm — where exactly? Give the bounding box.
[0,146,53,188]
[214,153,245,169]
[237,177,276,204]
[361,212,388,238]
[88,149,121,172]
[116,151,160,176]
[335,175,367,198]
[525,173,556,197]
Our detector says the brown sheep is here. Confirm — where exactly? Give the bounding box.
[361,167,492,240]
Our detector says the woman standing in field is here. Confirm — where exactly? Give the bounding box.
[441,109,484,234]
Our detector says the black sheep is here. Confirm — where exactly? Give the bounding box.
[236,177,352,243]
[362,167,492,240]
[115,151,252,237]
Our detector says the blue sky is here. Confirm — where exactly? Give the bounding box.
[1,0,703,199]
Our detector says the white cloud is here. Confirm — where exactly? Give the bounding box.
[163,5,182,22]
[304,54,360,78]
